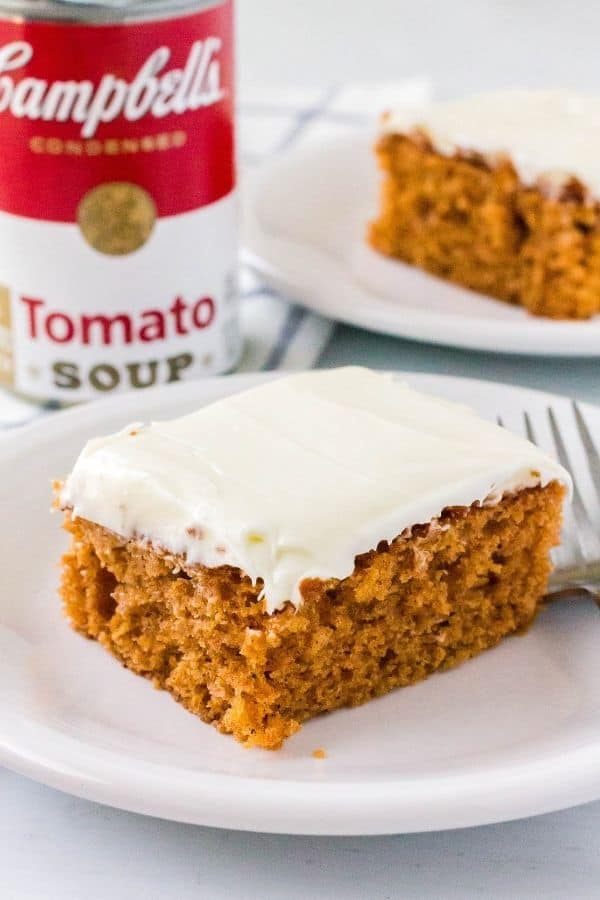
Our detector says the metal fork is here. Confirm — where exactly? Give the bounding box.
[520,404,600,608]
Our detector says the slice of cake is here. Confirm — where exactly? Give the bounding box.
[369,91,600,319]
[57,367,569,749]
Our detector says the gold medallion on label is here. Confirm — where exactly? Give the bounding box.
[77,182,157,255]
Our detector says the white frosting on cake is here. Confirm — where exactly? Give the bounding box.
[60,367,569,613]
[382,90,600,199]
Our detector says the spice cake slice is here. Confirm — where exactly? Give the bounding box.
[57,367,569,749]
[369,91,600,319]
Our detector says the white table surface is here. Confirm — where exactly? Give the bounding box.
[3,1,600,897]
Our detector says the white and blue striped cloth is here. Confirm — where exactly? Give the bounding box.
[0,79,429,430]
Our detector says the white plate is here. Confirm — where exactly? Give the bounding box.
[2,372,600,835]
[243,133,600,356]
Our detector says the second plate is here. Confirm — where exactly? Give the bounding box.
[243,133,600,356]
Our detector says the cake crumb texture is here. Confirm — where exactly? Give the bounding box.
[369,132,600,319]
[60,483,564,750]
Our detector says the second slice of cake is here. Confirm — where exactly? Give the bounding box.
[58,367,569,749]
[369,91,600,319]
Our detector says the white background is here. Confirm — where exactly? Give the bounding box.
[2,1,600,897]
[238,0,600,97]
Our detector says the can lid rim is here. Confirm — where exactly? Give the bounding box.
[0,0,226,25]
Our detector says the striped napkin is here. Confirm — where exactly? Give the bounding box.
[0,78,430,430]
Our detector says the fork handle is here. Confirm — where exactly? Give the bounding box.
[546,571,600,608]
[548,560,600,587]
[545,585,600,605]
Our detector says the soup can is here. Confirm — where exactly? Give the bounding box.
[0,0,239,402]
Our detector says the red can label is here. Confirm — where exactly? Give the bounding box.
[0,1,240,401]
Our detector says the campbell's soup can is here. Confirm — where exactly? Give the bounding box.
[0,0,240,402]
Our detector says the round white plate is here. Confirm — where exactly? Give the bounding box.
[243,133,600,356]
[2,372,600,835]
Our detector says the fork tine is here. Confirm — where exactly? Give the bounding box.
[523,410,536,445]
[573,401,600,506]
[548,406,600,562]
[524,410,580,568]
